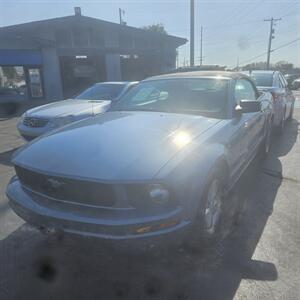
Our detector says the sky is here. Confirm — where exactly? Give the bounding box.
[0,0,299,68]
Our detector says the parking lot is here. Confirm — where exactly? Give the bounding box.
[0,91,300,300]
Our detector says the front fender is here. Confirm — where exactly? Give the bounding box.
[155,142,229,221]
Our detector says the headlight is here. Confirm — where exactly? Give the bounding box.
[49,116,74,128]
[148,184,170,205]
[20,113,26,121]
[127,184,170,208]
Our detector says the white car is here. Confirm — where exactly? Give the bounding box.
[17,81,138,141]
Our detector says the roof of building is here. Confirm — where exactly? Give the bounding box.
[144,71,250,81]
[0,15,187,46]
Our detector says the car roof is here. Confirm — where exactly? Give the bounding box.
[250,70,277,75]
[94,81,138,85]
[143,71,249,81]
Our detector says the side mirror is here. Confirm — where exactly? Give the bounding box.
[240,99,261,113]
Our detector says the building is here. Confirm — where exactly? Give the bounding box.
[0,9,186,102]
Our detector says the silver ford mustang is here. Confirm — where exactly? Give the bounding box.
[7,71,273,242]
[17,82,137,141]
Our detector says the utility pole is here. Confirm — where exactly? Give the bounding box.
[236,57,239,71]
[200,26,203,66]
[264,17,281,69]
[119,8,126,25]
[190,0,195,67]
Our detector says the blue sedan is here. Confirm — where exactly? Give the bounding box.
[7,71,273,243]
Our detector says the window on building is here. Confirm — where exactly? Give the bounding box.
[0,66,27,100]
[28,68,43,98]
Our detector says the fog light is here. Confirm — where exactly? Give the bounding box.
[148,184,170,205]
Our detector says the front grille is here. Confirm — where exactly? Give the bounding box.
[15,166,116,207]
[23,117,48,128]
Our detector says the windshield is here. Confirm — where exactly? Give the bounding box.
[75,84,126,100]
[250,73,274,87]
[112,78,229,118]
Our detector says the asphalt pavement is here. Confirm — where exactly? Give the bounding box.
[0,93,300,300]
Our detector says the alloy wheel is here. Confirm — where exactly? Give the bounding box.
[204,179,222,235]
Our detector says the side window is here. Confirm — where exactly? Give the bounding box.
[235,79,257,104]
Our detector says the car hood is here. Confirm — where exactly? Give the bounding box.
[13,111,220,181]
[26,99,111,118]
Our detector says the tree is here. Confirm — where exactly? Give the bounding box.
[2,66,18,80]
[242,61,269,71]
[274,61,294,73]
[142,23,167,35]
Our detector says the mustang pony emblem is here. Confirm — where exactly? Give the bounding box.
[47,178,66,189]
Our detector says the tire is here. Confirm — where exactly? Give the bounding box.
[183,169,228,249]
[275,109,286,135]
[287,103,294,121]
[260,124,272,159]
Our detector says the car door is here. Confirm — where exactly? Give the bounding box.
[279,73,294,119]
[226,79,255,181]
[273,73,286,123]
[235,79,264,162]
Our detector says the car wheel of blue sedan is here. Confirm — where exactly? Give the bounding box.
[204,178,223,235]
[182,172,227,250]
[262,127,272,157]
[276,109,286,135]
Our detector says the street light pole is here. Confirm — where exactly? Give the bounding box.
[200,26,203,66]
[119,8,122,25]
[190,0,195,67]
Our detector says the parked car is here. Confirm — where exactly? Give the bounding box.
[0,86,26,116]
[17,81,138,141]
[248,70,295,133]
[284,73,300,88]
[292,78,300,90]
[7,71,273,244]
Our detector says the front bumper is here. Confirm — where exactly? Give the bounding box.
[6,177,190,240]
[17,122,51,141]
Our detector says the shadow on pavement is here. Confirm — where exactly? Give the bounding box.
[0,118,298,300]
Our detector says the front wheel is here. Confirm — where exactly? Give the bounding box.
[275,110,286,135]
[183,172,227,249]
[287,103,294,121]
[261,124,272,159]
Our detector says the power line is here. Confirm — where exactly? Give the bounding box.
[237,36,300,67]
[235,0,266,23]
[272,37,300,52]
